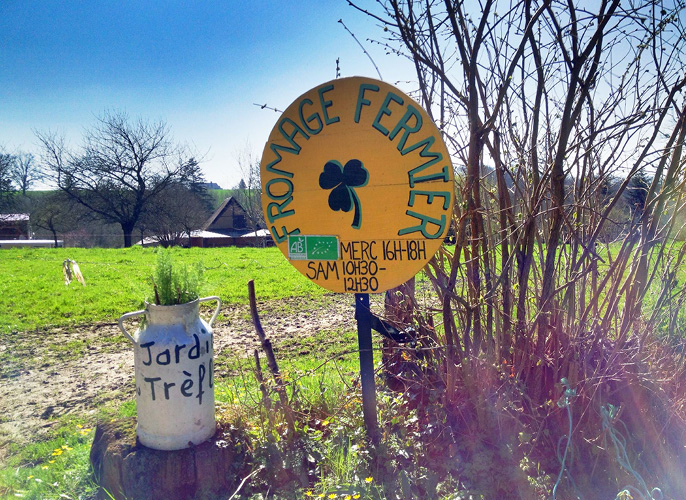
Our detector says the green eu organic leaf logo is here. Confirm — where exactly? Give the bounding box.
[319,159,369,229]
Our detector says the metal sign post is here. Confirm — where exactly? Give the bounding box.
[355,293,379,445]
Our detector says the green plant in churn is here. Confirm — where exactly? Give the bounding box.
[151,249,204,305]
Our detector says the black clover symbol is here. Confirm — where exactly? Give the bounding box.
[319,159,369,229]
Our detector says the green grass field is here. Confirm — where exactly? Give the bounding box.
[0,246,324,334]
[3,241,684,337]
[2,244,685,499]
[0,246,363,499]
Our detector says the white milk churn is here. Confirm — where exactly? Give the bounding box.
[118,296,221,450]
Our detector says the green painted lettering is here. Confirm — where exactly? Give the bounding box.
[398,211,447,239]
[266,178,295,223]
[318,84,340,125]
[265,143,295,178]
[267,198,295,223]
[389,105,422,151]
[408,190,452,209]
[266,177,293,200]
[278,117,309,153]
[409,164,451,186]
[400,135,450,187]
[354,83,379,123]
[372,92,404,136]
[299,98,323,134]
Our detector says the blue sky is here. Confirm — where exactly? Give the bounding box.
[0,1,411,189]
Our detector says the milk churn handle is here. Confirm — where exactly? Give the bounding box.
[198,296,222,327]
[118,310,145,344]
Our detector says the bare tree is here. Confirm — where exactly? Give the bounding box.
[30,191,78,246]
[37,111,203,247]
[352,1,686,495]
[359,0,686,368]
[233,146,265,233]
[140,183,213,247]
[0,151,15,211]
[10,152,43,196]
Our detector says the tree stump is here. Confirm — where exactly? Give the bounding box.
[90,418,249,500]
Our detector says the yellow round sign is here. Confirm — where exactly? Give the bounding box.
[260,76,454,293]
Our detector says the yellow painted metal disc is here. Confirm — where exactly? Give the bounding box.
[260,76,454,293]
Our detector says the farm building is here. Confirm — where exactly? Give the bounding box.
[0,213,63,247]
[189,197,271,248]
[0,213,30,239]
[137,197,271,247]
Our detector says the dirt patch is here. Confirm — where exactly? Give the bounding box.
[0,293,361,464]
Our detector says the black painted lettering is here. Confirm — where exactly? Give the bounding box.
[145,377,162,401]
[140,342,155,366]
[418,240,427,260]
[341,241,378,261]
[163,381,176,400]
[351,241,361,260]
[360,241,377,260]
[327,261,340,280]
[181,370,193,397]
[343,275,379,293]
[156,349,170,366]
[308,261,340,280]
[340,241,353,259]
[174,344,187,364]
[188,334,200,359]
[318,262,328,279]
[382,241,390,260]
[368,260,378,275]
[380,240,428,260]
[408,241,418,260]
[197,363,206,405]
[306,261,318,279]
